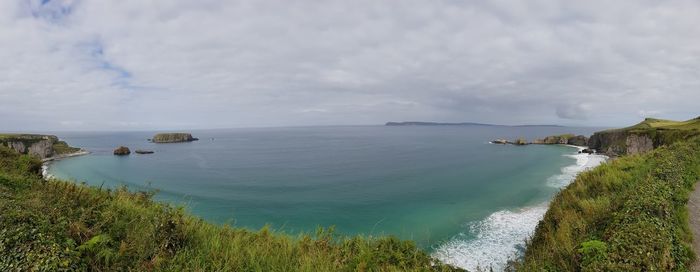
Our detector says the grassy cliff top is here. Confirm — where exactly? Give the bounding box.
[0,134,58,140]
[607,117,700,133]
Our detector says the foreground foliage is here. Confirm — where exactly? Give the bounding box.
[0,146,460,271]
[519,137,700,271]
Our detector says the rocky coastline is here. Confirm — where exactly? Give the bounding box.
[490,134,596,151]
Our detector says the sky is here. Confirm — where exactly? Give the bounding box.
[1,0,699,131]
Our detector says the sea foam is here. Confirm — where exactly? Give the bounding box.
[433,148,607,271]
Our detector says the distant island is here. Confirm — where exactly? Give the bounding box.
[385,121,563,127]
[151,133,199,143]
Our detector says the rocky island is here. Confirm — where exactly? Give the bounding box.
[113,146,131,155]
[151,133,199,143]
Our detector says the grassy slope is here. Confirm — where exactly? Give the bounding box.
[519,136,700,271]
[0,146,461,271]
[52,140,81,155]
[625,117,700,131]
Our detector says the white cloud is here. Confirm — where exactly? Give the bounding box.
[1,0,700,130]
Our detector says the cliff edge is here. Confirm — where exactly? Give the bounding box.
[589,117,700,156]
[0,134,81,160]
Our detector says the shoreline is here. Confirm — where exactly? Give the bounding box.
[41,150,90,180]
[434,145,608,270]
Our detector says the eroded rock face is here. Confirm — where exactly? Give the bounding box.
[567,135,588,147]
[27,140,54,159]
[589,132,655,156]
[626,134,654,155]
[114,146,131,155]
[542,136,568,144]
[0,135,57,159]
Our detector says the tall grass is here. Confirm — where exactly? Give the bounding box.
[517,137,700,271]
[0,146,461,271]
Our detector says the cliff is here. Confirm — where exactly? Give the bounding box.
[152,133,198,143]
[534,134,588,146]
[0,134,80,160]
[589,117,700,156]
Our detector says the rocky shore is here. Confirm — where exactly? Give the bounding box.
[491,134,593,148]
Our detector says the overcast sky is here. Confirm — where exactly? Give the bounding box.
[1,0,699,131]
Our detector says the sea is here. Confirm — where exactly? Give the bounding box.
[45,125,607,271]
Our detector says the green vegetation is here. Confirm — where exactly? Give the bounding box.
[518,136,700,270]
[0,134,81,159]
[590,117,700,156]
[541,134,574,144]
[0,145,460,271]
[52,140,81,155]
[621,117,700,132]
[0,134,55,150]
[152,133,196,143]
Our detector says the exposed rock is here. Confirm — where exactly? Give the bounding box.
[114,146,131,155]
[567,135,588,147]
[626,134,654,155]
[542,135,570,144]
[532,134,588,147]
[0,134,64,159]
[491,139,508,144]
[135,150,154,154]
[513,138,529,145]
[589,132,655,156]
[581,148,596,154]
[152,133,198,143]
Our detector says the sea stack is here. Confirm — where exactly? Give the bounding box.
[152,133,199,143]
[114,146,131,155]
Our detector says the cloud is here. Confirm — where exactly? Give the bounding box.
[1,0,700,130]
[556,103,592,120]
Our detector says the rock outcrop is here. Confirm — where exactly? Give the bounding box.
[536,134,588,147]
[135,150,154,154]
[491,139,508,144]
[625,134,654,155]
[152,133,198,143]
[114,146,131,155]
[588,131,655,156]
[567,135,588,146]
[0,134,70,159]
[513,138,529,145]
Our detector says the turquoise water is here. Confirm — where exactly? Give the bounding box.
[47,125,603,270]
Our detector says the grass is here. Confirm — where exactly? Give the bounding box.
[517,136,700,271]
[52,141,81,155]
[0,145,461,272]
[611,117,700,132]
